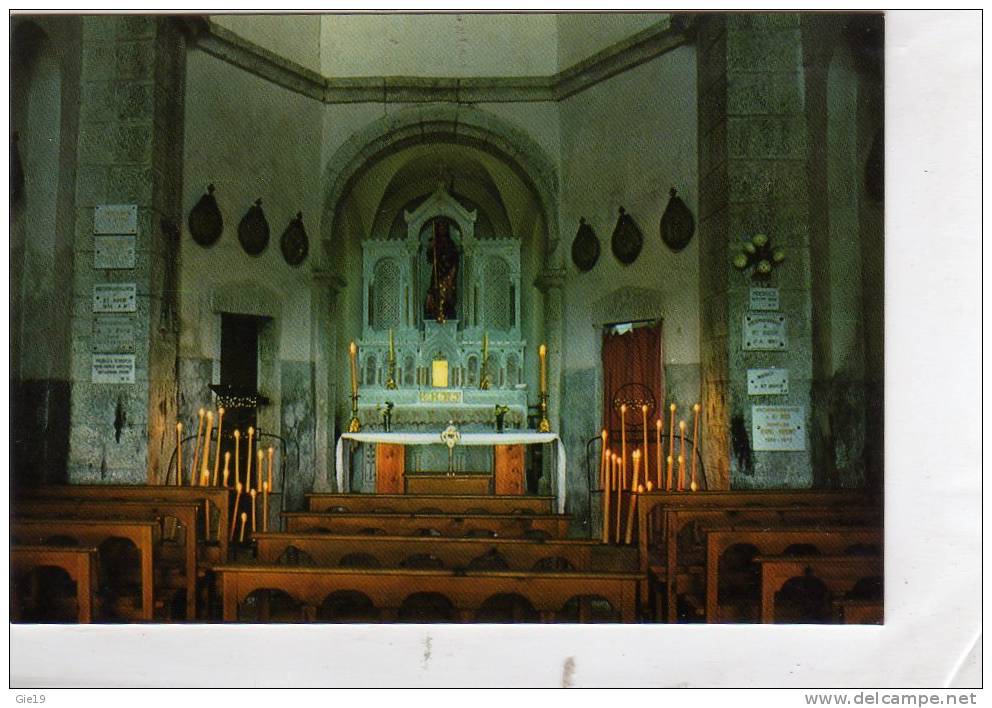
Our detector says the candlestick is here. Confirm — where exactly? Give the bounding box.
[191,408,205,485]
[668,403,676,471]
[233,430,240,491]
[483,331,489,362]
[239,512,247,544]
[691,403,701,491]
[539,344,547,396]
[200,411,214,487]
[613,453,622,544]
[229,481,243,542]
[625,451,642,545]
[349,341,358,398]
[641,404,650,481]
[620,404,628,492]
[250,489,257,533]
[212,407,225,485]
[246,426,254,492]
[600,430,608,488]
[655,418,663,489]
[678,420,687,491]
[222,452,231,487]
[176,422,183,486]
[262,479,269,532]
[267,446,275,490]
[257,449,265,493]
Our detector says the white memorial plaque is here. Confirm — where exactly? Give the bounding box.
[92,315,135,353]
[743,312,787,350]
[94,234,136,269]
[752,405,806,451]
[93,283,137,313]
[94,204,138,234]
[749,287,780,311]
[747,368,789,395]
[92,354,136,384]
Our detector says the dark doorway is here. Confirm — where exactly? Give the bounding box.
[220,313,266,496]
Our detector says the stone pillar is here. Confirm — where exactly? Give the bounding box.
[67,17,186,483]
[697,14,815,489]
[536,266,568,507]
[311,268,347,492]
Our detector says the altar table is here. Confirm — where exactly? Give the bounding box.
[336,431,567,513]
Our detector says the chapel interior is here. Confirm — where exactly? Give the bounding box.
[9,11,885,624]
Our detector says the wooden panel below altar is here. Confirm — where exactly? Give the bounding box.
[405,474,493,496]
[375,443,406,494]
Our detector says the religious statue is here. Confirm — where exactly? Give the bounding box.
[425,218,459,323]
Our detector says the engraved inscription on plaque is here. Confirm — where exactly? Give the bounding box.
[747,368,789,395]
[743,312,787,351]
[92,354,136,384]
[749,287,780,311]
[94,204,138,234]
[752,405,806,451]
[418,390,464,404]
[93,283,137,313]
[94,234,136,269]
[92,315,135,353]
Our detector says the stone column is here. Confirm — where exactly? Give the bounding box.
[311,267,347,492]
[536,267,566,501]
[696,14,816,489]
[67,16,186,483]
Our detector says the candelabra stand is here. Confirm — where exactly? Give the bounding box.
[385,353,397,390]
[538,393,551,433]
[348,393,362,433]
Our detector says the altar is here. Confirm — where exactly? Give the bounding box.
[335,431,567,513]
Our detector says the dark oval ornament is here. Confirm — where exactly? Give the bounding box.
[571,217,600,273]
[188,184,224,247]
[280,212,309,267]
[611,207,643,265]
[660,187,695,253]
[238,198,270,256]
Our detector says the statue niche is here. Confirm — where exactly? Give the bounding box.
[424,217,459,324]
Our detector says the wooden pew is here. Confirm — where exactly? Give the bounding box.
[282,511,571,539]
[254,532,638,572]
[306,493,555,515]
[704,526,882,622]
[832,598,884,624]
[757,555,884,623]
[17,484,231,562]
[655,505,881,621]
[14,498,200,620]
[11,518,159,621]
[215,564,640,622]
[10,546,99,623]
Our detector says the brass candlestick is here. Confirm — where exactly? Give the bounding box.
[348,393,362,433]
[385,353,397,390]
[538,392,551,433]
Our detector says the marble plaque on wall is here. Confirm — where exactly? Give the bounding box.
[752,405,805,451]
[743,312,787,351]
[94,234,136,269]
[749,287,780,311]
[92,315,135,353]
[93,283,137,313]
[747,368,789,395]
[92,354,136,384]
[94,204,138,234]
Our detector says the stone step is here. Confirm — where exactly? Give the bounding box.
[306,492,555,515]
[282,510,571,540]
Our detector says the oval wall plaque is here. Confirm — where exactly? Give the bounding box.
[660,187,695,253]
[571,217,600,273]
[238,198,270,256]
[611,207,643,265]
[280,212,309,267]
[188,184,223,247]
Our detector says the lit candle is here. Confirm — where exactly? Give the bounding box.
[678,420,687,491]
[655,418,663,490]
[641,404,650,480]
[620,404,628,492]
[239,512,247,544]
[602,436,612,544]
[191,408,205,485]
[200,411,214,487]
[667,404,676,488]
[222,451,231,488]
[262,479,269,532]
[483,331,488,362]
[600,429,608,488]
[666,456,674,491]
[625,451,642,545]
[538,344,547,395]
[246,427,254,492]
[349,341,358,397]
[233,430,241,491]
[250,489,257,533]
[631,448,642,492]
[200,468,209,487]
[267,446,275,493]
[613,453,622,544]
[212,407,225,485]
[176,422,183,486]
[691,403,701,490]
[257,449,265,493]
[229,480,243,542]
[646,481,654,492]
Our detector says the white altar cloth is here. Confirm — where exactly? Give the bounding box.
[335,431,567,513]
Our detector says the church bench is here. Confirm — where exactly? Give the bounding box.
[214,564,640,622]
[254,532,638,572]
[13,498,200,620]
[17,484,231,562]
[10,545,99,623]
[305,493,555,515]
[282,511,571,539]
[11,518,159,621]
[651,504,882,621]
[704,526,882,623]
[756,555,884,623]
[832,598,884,624]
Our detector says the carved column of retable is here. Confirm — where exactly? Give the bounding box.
[536,267,565,496]
[311,267,347,492]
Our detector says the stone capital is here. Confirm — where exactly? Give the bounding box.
[312,268,347,295]
[534,268,566,293]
